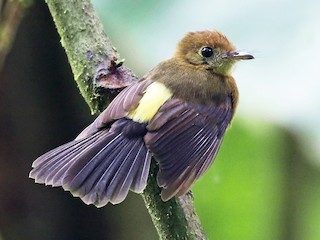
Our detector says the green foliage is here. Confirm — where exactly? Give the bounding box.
[193,118,320,240]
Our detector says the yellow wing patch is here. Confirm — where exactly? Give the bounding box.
[127,82,173,123]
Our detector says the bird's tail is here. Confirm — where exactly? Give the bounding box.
[29,120,151,207]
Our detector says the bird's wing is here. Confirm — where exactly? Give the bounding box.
[76,79,153,139]
[144,97,233,201]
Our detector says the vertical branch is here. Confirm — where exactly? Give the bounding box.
[142,163,207,239]
[45,0,137,114]
[44,0,207,239]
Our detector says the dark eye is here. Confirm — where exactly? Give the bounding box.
[200,47,213,58]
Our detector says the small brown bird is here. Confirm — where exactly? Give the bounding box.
[29,30,253,207]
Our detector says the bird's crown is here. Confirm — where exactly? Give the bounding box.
[174,30,253,75]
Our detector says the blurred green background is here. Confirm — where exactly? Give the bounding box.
[0,0,320,239]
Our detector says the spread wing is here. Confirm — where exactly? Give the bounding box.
[144,97,234,201]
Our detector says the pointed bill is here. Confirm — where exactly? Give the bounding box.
[223,51,254,60]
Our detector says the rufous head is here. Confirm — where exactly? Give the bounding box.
[174,30,254,75]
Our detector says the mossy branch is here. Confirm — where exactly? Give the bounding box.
[44,0,207,239]
[45,0,137,114]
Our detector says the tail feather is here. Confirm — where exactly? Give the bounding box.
[106,140,151,204]
[130,147,151,192]
[68,134,134,203]
[30,131,105,184]
[29,126,151,207]
[34,131,109,187]
[47,136,104,186]
[77,136,148,206]
[31,131,102,169]
[106,141,142,201]
[63,133,125,192]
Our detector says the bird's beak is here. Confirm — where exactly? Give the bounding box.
[222,51,254,60]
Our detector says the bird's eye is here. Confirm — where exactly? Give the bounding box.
[200,47,213,58]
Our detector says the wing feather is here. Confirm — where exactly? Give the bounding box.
[145,97,233,200]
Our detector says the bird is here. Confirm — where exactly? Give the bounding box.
[29,30,253,208]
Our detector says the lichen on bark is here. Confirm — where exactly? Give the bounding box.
[45,0,137,114]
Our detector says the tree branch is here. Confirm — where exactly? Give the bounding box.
[45,0,137,114]
[44,0,207,239]
[143,164,207,239]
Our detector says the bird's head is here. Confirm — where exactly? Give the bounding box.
[174,30,254,76]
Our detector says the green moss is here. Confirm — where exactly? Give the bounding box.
[45,0,119,114]
[142,163,201,240]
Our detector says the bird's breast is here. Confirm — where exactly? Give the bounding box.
[143,59,238,110]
